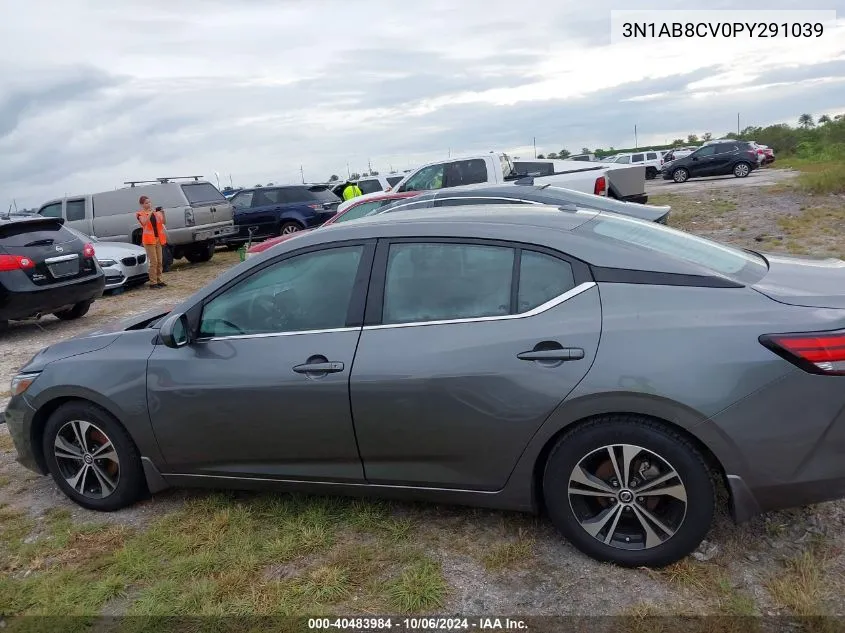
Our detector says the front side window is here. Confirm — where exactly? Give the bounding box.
[615,155,631,164]
[39,202,63,218]
[382,243,514,324]
[65,199,86,222]
[400,164,445,192]
[199,245,364,337]
[231,192,254,209]
[386,176,404,187]
[333,201,382,223]
[693,146,716,157]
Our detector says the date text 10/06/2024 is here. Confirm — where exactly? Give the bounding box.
[308,617,528,631]
[621,21,824,38]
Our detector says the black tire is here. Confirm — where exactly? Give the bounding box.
[733,162,751,178]
[542,415,714,568]
[42,401,145,511]
[53,300,92,321]
[162,245,174,272]
[184,241,215,264]
[279,221,303,236]
[672,168,689,184]
[0,320,8,332]
[646,167,658,180]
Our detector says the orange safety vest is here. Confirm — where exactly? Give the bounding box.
[136,210,167,245]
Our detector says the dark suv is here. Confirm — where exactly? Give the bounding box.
[0,215,105,330]
[223,185,340,246]
[662,142,758,183]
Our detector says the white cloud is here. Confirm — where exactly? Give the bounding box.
[1,0,844,208]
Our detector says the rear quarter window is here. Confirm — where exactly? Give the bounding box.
[181,183,227,205]
[357,179,383,195]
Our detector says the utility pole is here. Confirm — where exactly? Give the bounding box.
[229,174,233,188]
[300,165,305,184]
[737,112,740,135]
[533,137,537,158]
[368,158,372,175]
[346,162,351,178]
[448,148,451,158]
[634,125,638,149]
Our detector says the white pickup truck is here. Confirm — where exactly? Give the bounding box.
[390,153,648,204]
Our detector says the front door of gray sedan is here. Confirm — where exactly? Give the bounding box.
[350,239,602,490]
[146,242,373,481]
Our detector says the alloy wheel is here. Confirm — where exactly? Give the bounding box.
[673,169,688,183]
[734,163,750,177]
[281,224,301,235]
[567,443,687,550]
[53,420,120,499]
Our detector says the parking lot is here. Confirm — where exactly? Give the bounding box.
[2,168,845,618]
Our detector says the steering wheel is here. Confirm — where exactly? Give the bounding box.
[202,318,245,336]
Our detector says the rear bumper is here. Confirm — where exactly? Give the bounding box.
[620,193,649,204]
[167,222,236,245]
[0,272,105,321]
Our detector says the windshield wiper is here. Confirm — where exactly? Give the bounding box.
[23,238,55,247]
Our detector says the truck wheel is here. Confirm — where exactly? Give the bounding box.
[646,167,658,180]
[280,221,303,236]
[184,241,215,264]
[54,300,93,321]
[161,245,174,272]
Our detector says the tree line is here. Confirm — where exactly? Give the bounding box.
[537,113,845,160]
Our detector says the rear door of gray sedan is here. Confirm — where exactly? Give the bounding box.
[146,241,375,481]
[350,238,603,490]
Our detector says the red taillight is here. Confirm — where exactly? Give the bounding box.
[0,254,36,272]
[594,176,607,196]
[760,331,845,375]
[83,243,95,258]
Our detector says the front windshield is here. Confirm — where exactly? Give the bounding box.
[579,212,768,283]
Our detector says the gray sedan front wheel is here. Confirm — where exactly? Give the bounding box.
[43,401,146,511]
[543,415,714,568]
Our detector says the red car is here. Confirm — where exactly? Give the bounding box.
[245,191,419,258]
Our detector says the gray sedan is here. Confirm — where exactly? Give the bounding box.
[6,204,845,568]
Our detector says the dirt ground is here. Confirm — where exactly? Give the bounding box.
[2,171,845,619]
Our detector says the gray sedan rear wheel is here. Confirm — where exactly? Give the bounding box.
[542,415,714,568]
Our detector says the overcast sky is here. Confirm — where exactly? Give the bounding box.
[2,0,844,209]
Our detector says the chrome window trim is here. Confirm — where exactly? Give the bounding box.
[433,196,543,205]
[368,281,596,331]
[200,325,359,343]
[197,282,596,342]
[44,253,80,264]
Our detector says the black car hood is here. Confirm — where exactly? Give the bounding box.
[19,307,172,373]
[752,254,845,309]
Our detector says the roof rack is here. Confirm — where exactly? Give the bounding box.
[124,176,204,187]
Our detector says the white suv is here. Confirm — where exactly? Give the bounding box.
[605,151,664,180]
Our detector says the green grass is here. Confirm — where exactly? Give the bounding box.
[657,558,759,617]
[0,494,451,620]
[481,535,535,571]
[774,158,845,195]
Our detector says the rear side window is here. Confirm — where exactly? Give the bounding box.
[357,179,383,195]
[66,199,86,222]
[382,242,514,324]
[0,221,71,247]
[631,154,645,163]
[181,183,227,205]
[386,176,404,187]
[646,153,658,160]
[253,189,282,205]
[514,162,554,176]
[443,159,488,187]
[517,251,575,312]
[39,203,63,218]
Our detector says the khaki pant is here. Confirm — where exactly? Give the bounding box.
[144,243,163,285]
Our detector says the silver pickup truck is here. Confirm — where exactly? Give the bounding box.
[37,177,236,268]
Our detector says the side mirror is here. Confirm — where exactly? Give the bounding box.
[159,312,190,348]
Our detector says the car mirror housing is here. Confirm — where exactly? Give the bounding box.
[159,312,190,348]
